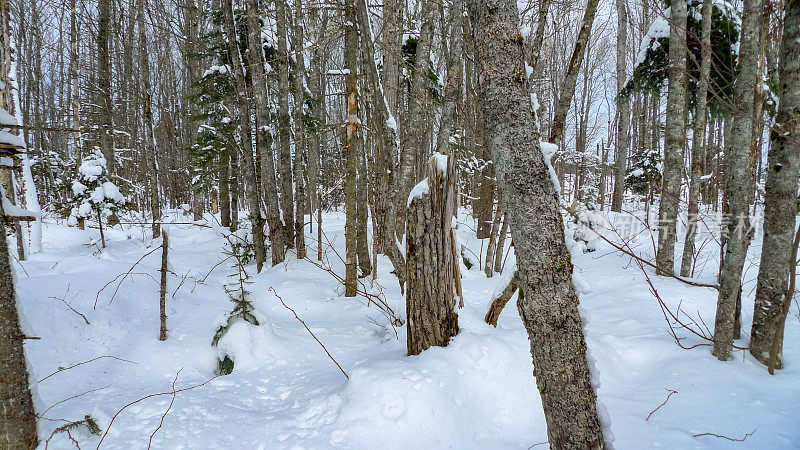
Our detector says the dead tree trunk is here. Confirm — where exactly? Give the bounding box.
[485,270,518,326]
[406,154,462,356]
[159,229,168,340]
[749,0,799,368]
[467,0,606,445]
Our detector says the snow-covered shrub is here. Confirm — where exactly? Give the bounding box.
[569,202,609,253]
[67,151,126,226]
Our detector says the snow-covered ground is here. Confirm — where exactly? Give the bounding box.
[12,208,799,449]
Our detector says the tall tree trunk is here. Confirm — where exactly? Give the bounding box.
[712,0,762,360]
[245,0,284,267]
[344,0,359,297]
[611,0,629,212]
[308,5,327,261]
[292,0,307,258]
[467,0,606,445]
[436,0,464,157]
[749,0,799,368]
[220,149,231,227]
[138,0,161,239]
[547,0,599,146]
[0,0,37,441]
[276,0,296,247]
[397,0,436,231]
[655,0,688,276]
[680,0,712,277]
[97,0,115,175]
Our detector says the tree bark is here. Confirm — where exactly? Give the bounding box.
[292,0,307,258]
[713,0,762,360]
[277,0,296,247]
[467,0,606,445]
[749,0,799,368]
[344,0,359,297]
[680,0,712,277]
[611,0,629,212]
[485,270,518,327]
[138,0,162,239]
[159,229,168,340]
[655,0,688,276]
[406,155,461,355]
[97,0,115,174]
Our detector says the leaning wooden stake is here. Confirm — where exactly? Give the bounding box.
[159,229,168,341]
[406,154,463,356]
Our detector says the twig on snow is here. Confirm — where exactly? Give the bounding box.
[693,429,756,442]
[645,389,678,421]
[270,286,349,380]
[147,369,182,449]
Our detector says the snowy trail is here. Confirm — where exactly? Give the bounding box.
[14,210,800,449]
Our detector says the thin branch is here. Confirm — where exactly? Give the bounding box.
[147,369,182,449]
[39,355,136,383]
[645,389,678,421]
[693,429,756,442]
[269,286,349,379]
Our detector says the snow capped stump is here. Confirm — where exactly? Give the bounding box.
[405,153,462,356]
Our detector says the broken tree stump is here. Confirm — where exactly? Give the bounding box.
[405,153,462,356]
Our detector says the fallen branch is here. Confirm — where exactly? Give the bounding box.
[484,271,519,326]
[645,389,678,421]
[270,286,349,380]
[94,246,162,308]
[693,429,756,442]
[39,355,136,383]
[96,375,219,449]
[40,385,111,418]
[49,284,90,325]
[147,369,182,449]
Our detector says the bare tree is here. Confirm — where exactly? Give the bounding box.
[467,0,606,445]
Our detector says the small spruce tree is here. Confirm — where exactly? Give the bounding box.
[67,151,126,247]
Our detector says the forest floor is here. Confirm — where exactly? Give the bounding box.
[14,207,800,449]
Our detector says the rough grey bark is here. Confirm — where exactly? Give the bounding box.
[0,200,38,448]
[526,0,551,77]
[406,155,462,356]
[356,132,372,276]
[611,0,629,212]
[680,0,712,277]
[467,0,606,445]
[655,0,688,276]
[292,0,307,259]
[276,0,296,247]
[308,6,327,261]
[220,149,231,227]
[0,0,37,441]
[245,0,284,266]
[382,0,403,118]
[547,0,599,146]
[344,0,359,297]
[712,0,762,360]
[749,0,799,368]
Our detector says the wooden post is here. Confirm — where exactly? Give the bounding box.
[159,229,168,341]
[405,154,462,355]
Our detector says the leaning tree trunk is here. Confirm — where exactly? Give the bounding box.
[680,0,712,277]
[406,154,462,356]
[611,0,629,212]
[467,0,606,445]
[712,0,762,361]
[749,0,799,368]
[655,0,688,276]
[547,0,599,147]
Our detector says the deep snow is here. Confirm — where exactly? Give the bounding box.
[11,208,800,449]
